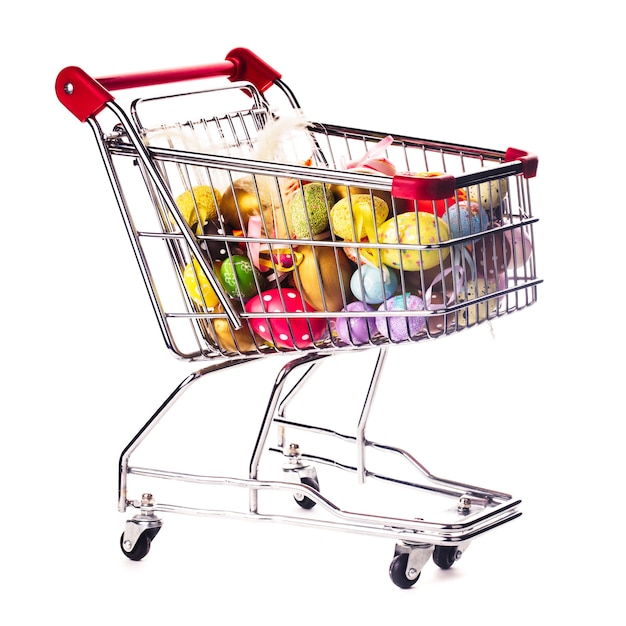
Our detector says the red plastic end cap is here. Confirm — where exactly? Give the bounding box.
[505,148,538,178]
[225,48,282,93]
[56,66,113,122]
[391,172,457,201]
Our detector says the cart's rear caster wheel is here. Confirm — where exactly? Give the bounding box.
[389,553,421,589]
[120,527,161,561]
[433,545,462,570]
[294,475,320,509]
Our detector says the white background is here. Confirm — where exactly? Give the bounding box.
[2,1,623,624]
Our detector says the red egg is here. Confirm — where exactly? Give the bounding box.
[245,288,327,349]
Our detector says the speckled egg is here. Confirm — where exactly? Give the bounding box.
[289,182,334,239]
[244,287,327,349]
[443,201,490,239]
[456,277,501,327]
[335,301,377,345]
[376,293,426,342]
[377,212,450,272]
[350,264,399,304]
[467,178,508,211]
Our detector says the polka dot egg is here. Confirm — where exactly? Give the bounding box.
[245,288,327,349]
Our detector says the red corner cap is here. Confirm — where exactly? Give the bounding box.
[505,148,538,178]
[391,171,457,201]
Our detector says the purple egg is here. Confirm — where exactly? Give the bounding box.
[376,294,426,341]
[335,301,377,344]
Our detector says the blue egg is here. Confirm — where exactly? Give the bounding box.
[443,200,489,238]
[350,264,398,304]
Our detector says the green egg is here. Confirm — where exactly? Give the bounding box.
[220,255,262,299]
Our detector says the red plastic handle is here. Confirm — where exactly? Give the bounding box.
[391,172,457,201]
[56,47,281,122]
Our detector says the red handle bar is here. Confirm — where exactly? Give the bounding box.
[55,47,281,122]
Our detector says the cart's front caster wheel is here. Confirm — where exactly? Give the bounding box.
[120,527,161,561]
[294,476,320,509]
[389,553,421,589]
[433,545,462,570]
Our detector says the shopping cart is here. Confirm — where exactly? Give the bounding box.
[55,48,541,588]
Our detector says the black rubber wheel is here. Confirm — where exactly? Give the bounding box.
[433,545,460,570]
[389,553,421,589]
[120,527,161,561]
[294,476,320,509]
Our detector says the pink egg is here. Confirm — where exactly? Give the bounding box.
[245,288,327,349]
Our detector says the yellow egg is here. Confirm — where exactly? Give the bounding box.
[210,304,260,353]
[291,245,353,312]
[377,212,450,272]
[467,178,508,211]
[219,175,288,237]
[329,183,393,209]
[330,194,389,241]
[175,185,222,234]
[456,277,501,326]
[183,258,220,309]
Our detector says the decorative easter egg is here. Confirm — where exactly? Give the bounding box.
[219,175,288,237]
[210,304,260,353]
[422,289,452,336]
[201,217,240,262]
[350,263,398,304]
[376,294,426,341]
[175,185,222,234]
[456,277,501,327]
[404,252,456,294]
[220,254,263,299]
[244,288,327,349]
[503,224,533,270]
[443,201,490,239]
[292,245,353,312]
[335,301,378,345]
[329,184,394,217]
[330,194,389,241]
[377,212,450,272]
[183,258,220,309]
[474,224,533,278]
[289,182,334,238]
[474,231,507,279]
[468,178,508,211]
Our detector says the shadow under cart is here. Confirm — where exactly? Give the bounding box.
[118,347,521,589]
